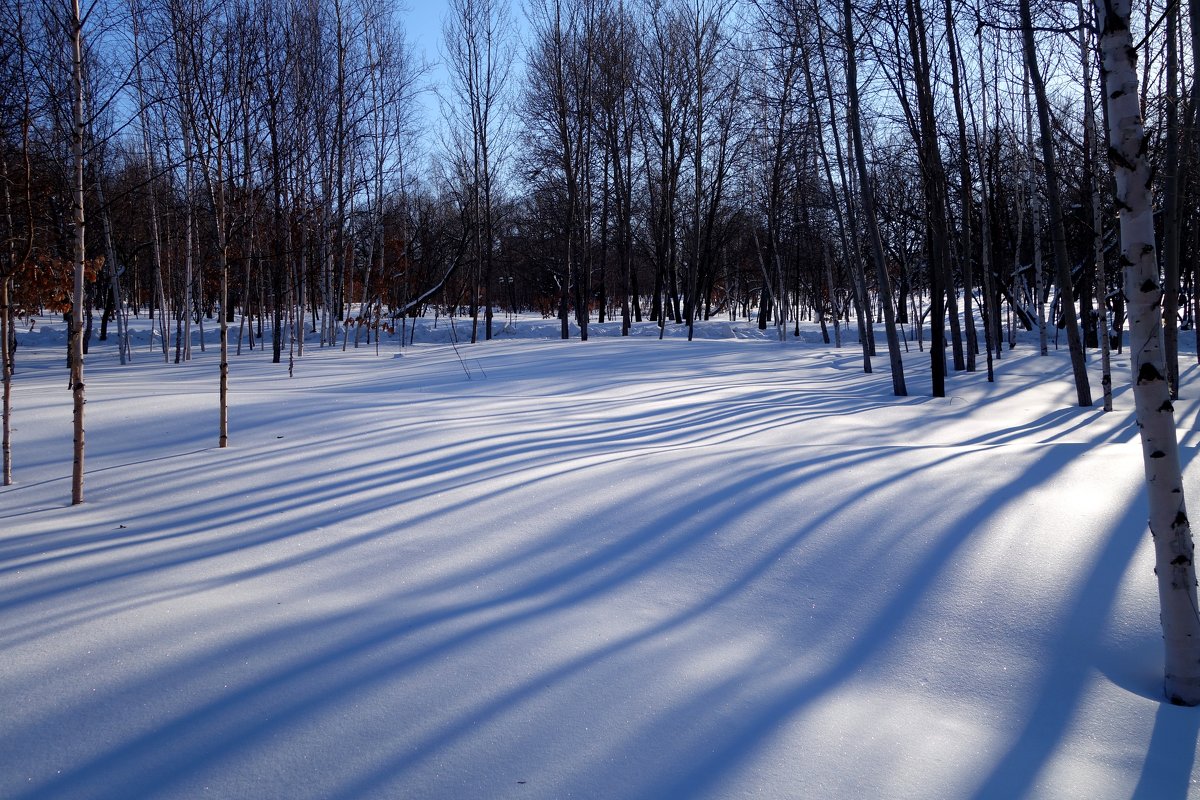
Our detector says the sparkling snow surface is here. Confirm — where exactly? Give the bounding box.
[2,316,1198,799]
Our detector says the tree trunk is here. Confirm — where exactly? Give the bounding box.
[811,12,870,372]
[1023,70,1049,357]
[845,0,905,395]
[94,176,129,365]
[1096,0,1200,704]
[944,0,977,371]
[1,275,11,486]
[1020,0,1092,406]
[1078,0,1112,410]
[904,0,951,394]
[70,0,86,505]
[1162,0,1181,398]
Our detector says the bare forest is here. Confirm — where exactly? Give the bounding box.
[9,0,1197,387]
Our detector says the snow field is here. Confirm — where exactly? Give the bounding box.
[1,317,1198,799]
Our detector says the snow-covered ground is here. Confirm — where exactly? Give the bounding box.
[2,314,1199,799]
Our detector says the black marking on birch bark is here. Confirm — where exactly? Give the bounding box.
[1175,510,1188,527]
[1102,0,1128,33]
[1160,400,1176,412]
[1138,362,1164,384]
[1152,450,1167,458]
[1142,279,1159,293]
[1173,555,1192,566]
[1108,146,1136,171]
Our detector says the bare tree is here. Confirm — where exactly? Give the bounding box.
[745,0,804,342]
[593,0,641,334]
[842,0,906,396]
[681,0,735,341]
[1076,0,1111,410]
[638,0,690,334]
[523,0,596,340]
[1018,0,1091,406]
[1160,0,1181,398]
[1096,0,1200,704]
[0,0,37,486]
[443,0,513,343]
[900,0,956,394]
[69,0,87,504]
[942,0,977,371]
[355,0,419,347]
[812,10,873,370]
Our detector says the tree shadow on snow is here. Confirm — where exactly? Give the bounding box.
[1130,702,1200,799]
[2,374,929,799]
[614,442,1100,799]
[966,492,1151,800]
[3,344,1196,800]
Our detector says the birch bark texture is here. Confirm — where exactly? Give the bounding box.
[1095,0,1200,704]
[70,0,87,505]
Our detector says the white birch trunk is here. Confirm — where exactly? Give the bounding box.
[1023,71,1048,357]
[70,0,86,505]
[218,239,227,448]
[1096,0,1200,704]
[825,241,841,349]
[2,152,14,485]
[181,130,194,362]
[1078,0,1112,411]
[2,275,11,486]
[131,0,169,363]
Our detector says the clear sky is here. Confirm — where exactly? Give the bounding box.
[403,0,446,72]
[402,0,450,127]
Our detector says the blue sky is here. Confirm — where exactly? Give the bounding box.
[403,0,449,125]
[404,0,447,73]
